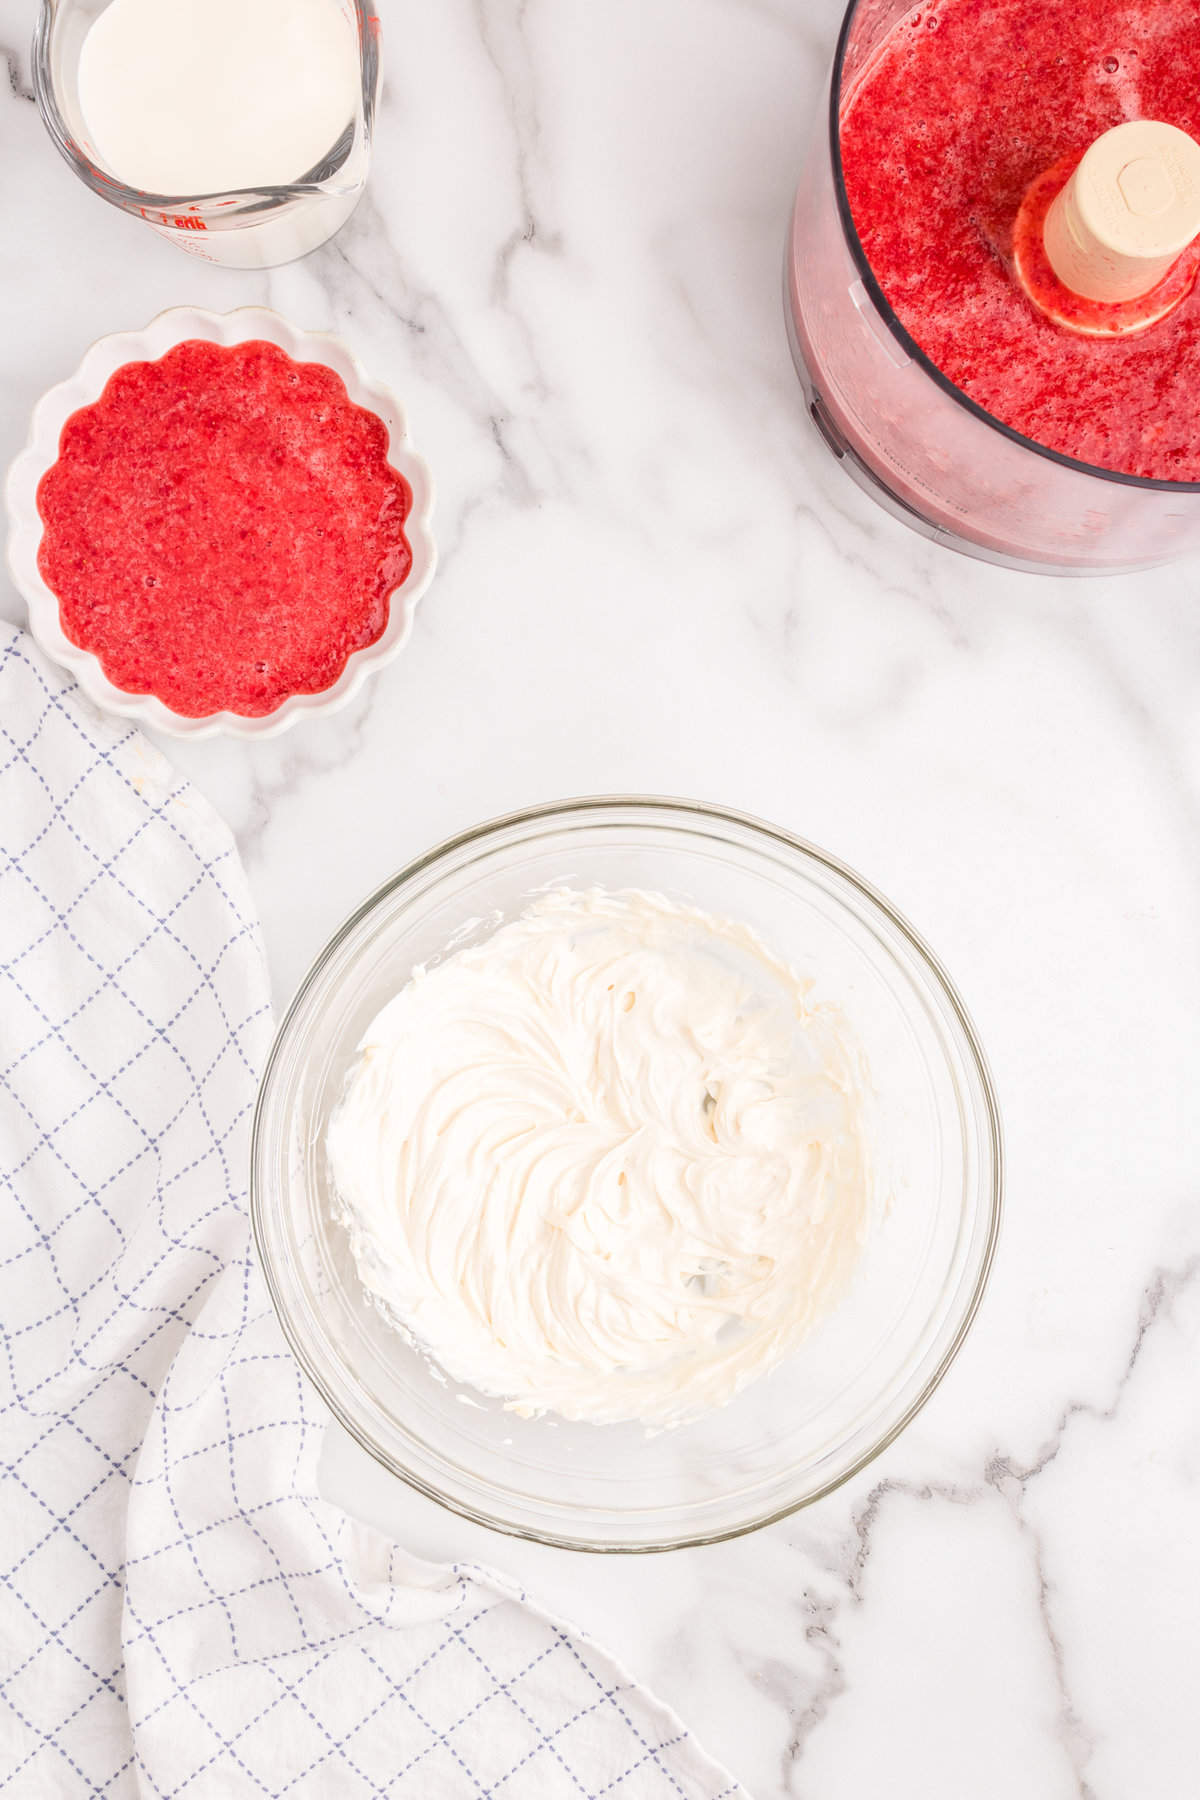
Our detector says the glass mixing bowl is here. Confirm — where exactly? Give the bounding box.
[251,798,1001,1551]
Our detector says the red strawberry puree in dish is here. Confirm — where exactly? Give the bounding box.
[839,0,1200,479]
[37,340,413,718]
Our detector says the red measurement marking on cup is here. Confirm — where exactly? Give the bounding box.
[138,208,208,230]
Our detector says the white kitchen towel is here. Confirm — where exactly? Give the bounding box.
[0,622,746,1800]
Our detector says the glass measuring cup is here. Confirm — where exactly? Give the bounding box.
[33,0,380,269]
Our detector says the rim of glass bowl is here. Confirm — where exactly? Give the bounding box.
[250,796,1003,1552]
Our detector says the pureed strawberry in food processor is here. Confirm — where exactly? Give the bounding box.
[787,0,1200,571]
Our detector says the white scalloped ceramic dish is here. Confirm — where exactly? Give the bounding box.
[5,307,436,740]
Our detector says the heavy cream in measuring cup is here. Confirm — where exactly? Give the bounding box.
[77,0,361,195]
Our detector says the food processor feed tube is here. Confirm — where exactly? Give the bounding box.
[787,0,1200,572]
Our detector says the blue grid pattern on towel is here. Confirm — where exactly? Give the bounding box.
[0,627,745,1800]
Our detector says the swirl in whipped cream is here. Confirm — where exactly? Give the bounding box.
[327,888,873,1427]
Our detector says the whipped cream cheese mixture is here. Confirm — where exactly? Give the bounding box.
[327,888,873,1427]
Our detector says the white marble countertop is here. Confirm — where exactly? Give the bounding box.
[2,2,1198,1794]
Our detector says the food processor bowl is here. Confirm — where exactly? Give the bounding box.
[787,0,1200,573]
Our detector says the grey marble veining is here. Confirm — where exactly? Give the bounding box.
[1,2,1197,1794]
